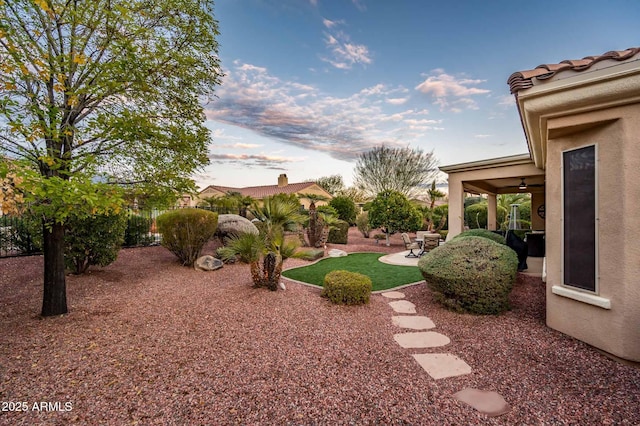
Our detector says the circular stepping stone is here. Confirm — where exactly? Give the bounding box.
[392,315,435,330]
[388,300,416,314]
[393,331,450,348]
[412,353,472,380]
[381,291,405,299]
[453,388,510,417]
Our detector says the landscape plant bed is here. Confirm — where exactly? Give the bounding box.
[1,229,639,424]
[282,252,424,291]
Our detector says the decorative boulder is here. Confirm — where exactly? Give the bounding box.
[195,255,224,271]
[328,249,348,257]
[215,214,259,243]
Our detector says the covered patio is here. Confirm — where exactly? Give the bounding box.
[440,153,546,238]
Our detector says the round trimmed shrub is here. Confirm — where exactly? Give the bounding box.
[453,228,505,245]
[322,270,372,305]
[157,208,218,266]
[418,236,518,315]
[65,211,128,274]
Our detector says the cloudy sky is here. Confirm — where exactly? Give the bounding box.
[198,0,639,188]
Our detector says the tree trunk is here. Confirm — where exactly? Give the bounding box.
[41,221,68,316]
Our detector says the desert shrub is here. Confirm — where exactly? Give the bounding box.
[418,237,518,315]
[64,212,128,274]
[327,219,349,244]
[123,214,154,247]
[0,213,42,254]
[292,248,325,261]
[453,228,506,245]
[355,211,370,238]
[322,270,372,305]
[157,208,218,266]
[329,196,357,224]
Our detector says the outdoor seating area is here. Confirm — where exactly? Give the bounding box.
[402,231,442,258]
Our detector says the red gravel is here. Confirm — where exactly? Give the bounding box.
[1,229,639,425]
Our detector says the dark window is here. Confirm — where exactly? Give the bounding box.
[563,145,596,291]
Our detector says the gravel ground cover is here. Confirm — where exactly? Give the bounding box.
[1,228,639,425]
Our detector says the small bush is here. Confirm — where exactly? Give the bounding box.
[356,211,370,238]
[123,214,154,247]
[292,248,325,261]
[418,236,518,315]
[322,270,372,305]
[327,220,349,244]
[329,196,357,224]
[157,208,218,266]
[65,212,128,274]
[453,228,506,245]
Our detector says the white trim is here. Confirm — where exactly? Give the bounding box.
[560,143,599,294]
[439,153,533,173]
[551,285,611,309]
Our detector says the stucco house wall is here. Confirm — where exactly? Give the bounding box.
[545,105,640,361]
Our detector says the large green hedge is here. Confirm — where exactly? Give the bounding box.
[157,208,218,266]
[418,236,518,315]
[452,228,505,245]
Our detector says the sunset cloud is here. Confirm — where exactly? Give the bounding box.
[415,70,490,112]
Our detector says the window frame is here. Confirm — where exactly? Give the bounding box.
[560,143,598,294]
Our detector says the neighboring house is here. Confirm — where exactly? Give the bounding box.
[440,48,640,363]
[191,174,333,209]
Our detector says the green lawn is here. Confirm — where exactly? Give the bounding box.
[282,253,424,291]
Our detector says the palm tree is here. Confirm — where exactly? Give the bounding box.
[298,193,329,210]
[219,196,305,290]
[298,193,330,247]
[424,180,446,231]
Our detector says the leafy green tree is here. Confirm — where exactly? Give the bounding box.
[329,196,357,224]
[354,145,438,198]
[368,190,422,246]
[0,0,222,316]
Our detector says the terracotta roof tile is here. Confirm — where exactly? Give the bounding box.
[508,47,640,94]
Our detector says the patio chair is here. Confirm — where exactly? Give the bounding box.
[401,233,420,258]
[415,231,440,255]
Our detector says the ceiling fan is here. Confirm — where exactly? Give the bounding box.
[504,177,545,190]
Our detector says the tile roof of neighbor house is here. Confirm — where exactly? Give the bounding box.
[507,47,640,94]
[202,182,322,199]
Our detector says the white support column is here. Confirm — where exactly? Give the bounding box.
[446,175,465,240]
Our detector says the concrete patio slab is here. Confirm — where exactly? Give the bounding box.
[392,315,436,330]
[381,291,405,299]
[393,331,450,348]
[453,388,510,417]
[379,251,419,266]
[412,353,472,380]
[388,300,416,314]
